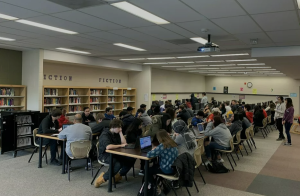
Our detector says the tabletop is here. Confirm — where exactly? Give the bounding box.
[36,133,65,141]
[106,148,152,160]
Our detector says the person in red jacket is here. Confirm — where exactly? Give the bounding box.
[262,109,268,118]
[57,109,70,128]
[185,99,192,108]
[244,104,253,123]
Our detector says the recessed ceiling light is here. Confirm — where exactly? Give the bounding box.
[120,58,145,60]
[177,55,210,58]
[56,48,91,54]
[211,53,249,57]
[0,36,15,41]
[184,65,208,67]
[226,59,257,62]
[168,62,194,64]
[246,67,271,69]
[177,68,198,70]
[114,43,146,51]
[161,66,183,67]
[16,20,77,34]
[147,57,175,60]
[111,2,169,25]
[0,13,18,20]
[144,62,168,64]
[237,63,265,66]
[196,60,224,63]
[198,68,219,70]
[209,64,236,67]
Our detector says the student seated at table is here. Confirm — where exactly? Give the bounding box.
[191,111,204,127]
[261,105,268,118]
[219,104,226,116]
[147,104,156,117]
[204,104,211,117]
[165,107,177,126]
[82,107,96,125]
[253,106,264,130]
[185,99,192,109]
[94,119,136,188]
[126,118,143,144]
[121,107,135,134]
[203,116,232,164]
[172,120,197,156]
[146,130,178,193]
[176,105,191,124]
[183,103,194,117]
[144,113,172,139]
[153,105,163,116]
[135,104,147,117]
[244,104,253,123]
[92,113,111,134]
[58,114,92,157]
[226,113,242,136]
[104,107,116,120]
[240,112,251,139]
[207,108,221,122]
[37,109,62,166]
[57,109,70,128]
[137,108,152,127]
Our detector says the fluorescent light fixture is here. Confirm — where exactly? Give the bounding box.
[190,37,207,45]
[257,71,280,73]
[207,74,230,76]
[120,58,145,60]
[267,73,284,74]
[114,43,146,51]
[161,66,183,68]
[246,67,271,69]
[168,62,194,64]
[16,20,77,34]
[237,72,256,74]
[111,1,169,24]
[209,64,236,67]
[215,72,237,74]
[198,68,219,70]
[189,71,211,73]
[237,63,265,66]
[221,67,245,69]
[0,13,18,20]
[177,68,198,70]
[144,62,168,64]
[147,57,175,60]
[254,69,276,71]
[184,65,208,67]
[196,60,225,63]
[0,36,15,41]
[229,70,252,72]
[177,55,210,58]
[226,59,257,62]
[56,48,91,54]
[211,53,249,57]
[297,0,300,9]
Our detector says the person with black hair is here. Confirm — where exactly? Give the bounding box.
[219,103,226,116]
[227,113,242,136]
[244,104,253,123]
[191,111,204,126]
[190,93,197,110]
[201,93,208,105]
[183,103,194,117]
[253,105,264,129]
[137,108,152,127]
[105,107,115,120]
[240,112,251,139]
[165,107,177,125]
[126,118,143,144]
[92,113,111,134]
[82,107,96,125]
[153,105,162,116]
[37,109,63,165]
[121,107,135,134]
[177,105,191,124]
[231,100,237,113]
[283,98,294,145]
[147,105,156,117]
[275,96,286,140]
[135,104,147,117]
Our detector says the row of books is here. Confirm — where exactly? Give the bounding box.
[107,104,115,110]
[17,138,31,147]
[69,97,82,104]
[108,90,114,95]
[44,107,64,113]
[0,98,14,106]
[90,97,99,102]
[44,88,58,96]
[108,97,116,102]
[16,115,32,124]
[0,108,15,111]
[123,103,131,108]
[44,98,61,105]
[91,105,102,111]
[17,126,32,136]
[123,97,131,101]
[90,89,103,95]
[69,88,78,95]
[69,106,82,112]
[0,88,15,96]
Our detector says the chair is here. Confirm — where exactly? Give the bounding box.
[216,137,237,171]
[257,118,268,138]
[28,128,48,164]
[233,130,244,158]
[67,140,93,181]
[194,147,206,184]
[248,126,257,149]
[266,115,274,132]
[187,117,193,126]
[240,128,253,154]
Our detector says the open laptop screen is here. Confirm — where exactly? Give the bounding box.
[140,136,152,149]
[62,124,72,130]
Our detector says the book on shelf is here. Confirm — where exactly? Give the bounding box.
[108,97,116,102]
[44,98,61,105]
[69,105,82,112]
[0,108,15,111]
[69,88,77,95]
[0,98,14,106]
[91,104,101,111]
[0,88,15,96]
[90,97,99,103]
[69,97,81,104]
[107,104,115,110]
[44,88,58,96]
[108,90,114,95]
[44,106,64,112]
[90,89,103,95]
[123,103,130,108]
[123,90,127,95]
[123,97,131,101]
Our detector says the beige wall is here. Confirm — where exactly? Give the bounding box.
[43,62,129,87]
[205,76,300,115]
[0,48,22,85]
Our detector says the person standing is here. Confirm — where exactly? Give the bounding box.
[201,93,208,106]
[275,96,286,141]
[190,93,197,110]
[282,98,294,145]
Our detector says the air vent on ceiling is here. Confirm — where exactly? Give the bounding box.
[166,39,196,45]
[48,0,122,9]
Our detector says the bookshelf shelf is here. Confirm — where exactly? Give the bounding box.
[0,106,24,108]
[0,85,27,111]
[69,95,89,97]
[123,101,135,103]
[0,96,24,98]
[90,102,106,105]
[90,95,107,97]
[107,102,122,104]
[69,103,88,106]
[44,95,68,98]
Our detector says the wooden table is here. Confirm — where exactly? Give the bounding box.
[106,148,152,196]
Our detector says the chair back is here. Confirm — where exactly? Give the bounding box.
[267,115,271,124]
[235,130,242,143]
[245,127,251,140]
[262,118,267,127]
[70,140,91,159]
[193,146,203,168]
[229,137,234,152]
[248,125,254,137]
[187,117,193,126]
[33,128,39,146]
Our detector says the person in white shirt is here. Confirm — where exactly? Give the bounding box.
[201,93,208,105]
[224,101,232,116]
[274,96,286,141]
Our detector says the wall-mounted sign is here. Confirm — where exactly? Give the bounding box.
[213,87,216,91]
[252,89,257,94]
[240,87,243,91]
[223,86,228,94]
[44,74,72,81]
[290,93,297,97]
[239,95,245,99]
[163,94,167,99]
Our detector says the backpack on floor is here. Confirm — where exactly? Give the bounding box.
[207,161,230,173]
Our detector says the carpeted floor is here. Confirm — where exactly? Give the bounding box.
[0,127,299,196]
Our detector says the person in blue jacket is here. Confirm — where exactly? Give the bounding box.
[104,107,115,120]
[191,111,204,127]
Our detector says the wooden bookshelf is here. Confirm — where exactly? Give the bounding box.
[0,85,27,111]
[42,86,136,117]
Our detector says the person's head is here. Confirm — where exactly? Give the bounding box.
[285,98,293,109]
[83,107,90,117]
[182,103,188,109]
[202,92,206,97]
[105,107,113,115]
[172,120,188,135]
[225,101,230,106]
[161,113,172,132]
[231,113,240,123]
[96,113,105,123]
[126,118,142,134]
[254,105,261,114]
[126,106,134,114]
[165,108,175,122]
[240,111,247,118]
[109,119,122,133]
[165,100,169,105]
[156,130,177,149]
[151,104,156,110]
[118,111,127,119]
[211,97,215,101]
[185,99,189,102]
[196,111,204,119]
[231,100,237,106]
[213,111,220,117]
[213,116,223,127]
[242,102,245,105]
[244,104,251,112]
[238,113,244,121]
[278,96,283,103]
[165,104,173,110]
[140,104,146,110]
[74,114,82,124]
[51,109,62,121]
[220,103,225,110]
[179,105,185,112]
[137,108,144,116]
[62,109,67,116]
[212,108,221,115]
[154,105,160,114]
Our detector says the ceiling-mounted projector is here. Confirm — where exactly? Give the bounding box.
[197,34,220,52]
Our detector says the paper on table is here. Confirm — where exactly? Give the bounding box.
[51,134,59,137]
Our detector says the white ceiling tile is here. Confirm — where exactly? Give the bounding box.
[0,0,71,14]
[54,35,108,46]
[85,31,138,43]
[79,4,153,28]
[182,0,247,19]
[176,20,229,36]
[212,15,262,34]
[108,29,159,42]
[52,11,125,31]
[0,2,42,19]
[252,11,300,32]
[0,25,49,39]
[275,41,300,47]
[133,26,184,40]
[234,32,273,44]
[267,30,300,42]
[128,0,205,22]
[142,40,183,49]
[161,24,198,37]
[237,0,295,14]
[0,32,30,40]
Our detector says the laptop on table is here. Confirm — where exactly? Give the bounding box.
[125,137,140,149]
[139,136,152,153]
[195,123,205,139]
[51,124,72,136]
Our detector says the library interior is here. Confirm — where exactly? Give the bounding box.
[1,0,300,196]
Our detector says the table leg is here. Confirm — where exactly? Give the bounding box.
[38,138,43,168]
[144,160,149,196]
[108,153,113,192]
[62,140,66,174]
